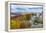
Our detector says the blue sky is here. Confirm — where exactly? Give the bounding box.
[11,5,43,13]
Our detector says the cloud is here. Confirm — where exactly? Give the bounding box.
[11,5,43,13]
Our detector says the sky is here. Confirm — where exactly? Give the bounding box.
[10,5,43,13]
